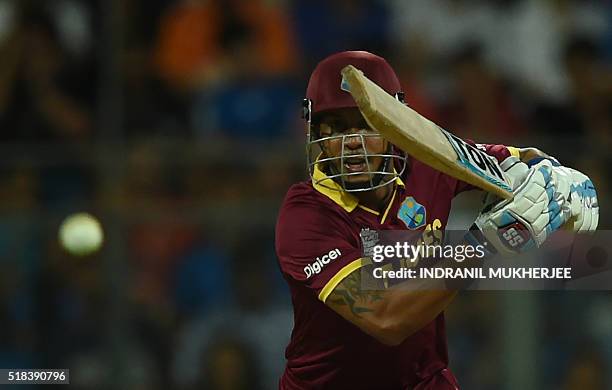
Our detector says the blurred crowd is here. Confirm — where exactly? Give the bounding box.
[0,0,611,389]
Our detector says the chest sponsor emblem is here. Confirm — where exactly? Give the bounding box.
[398,196,426,229]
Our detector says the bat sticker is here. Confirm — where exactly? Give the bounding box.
[340,75,351,93]
[439,127,512,193]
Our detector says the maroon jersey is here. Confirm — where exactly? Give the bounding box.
[275,145,515,389]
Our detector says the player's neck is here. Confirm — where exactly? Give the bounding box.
[355,182,394,212]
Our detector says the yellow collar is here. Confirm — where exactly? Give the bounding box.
[312,163,405,212]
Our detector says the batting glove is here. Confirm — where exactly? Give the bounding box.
[551,165,599,232]
[469,160,571,257]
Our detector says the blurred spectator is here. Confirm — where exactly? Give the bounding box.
[173,242,233,318]
[39,158,95,211]
[193,76,300,139]
[389,0,488,67]
[0,0,96,212]
[155,0,296,92]
[254,152,303,200]
[564,37,612,143]
[123,140,199,310]
[154,0,299,137]
[481,0,608,103]
[127,305,174,390]
[50,0,97,60]
[559,36,612,209]
[34,231,107,368]
[389,40,442,125]
[121,0,185,136]
[0,1,96,142]
[122,0,169,51]
[0,162,40,371]
[199,337,263,390]
[172,233,291,389]
[390,0,610,104]
[183,158,255,204]
[446,293,502,389]
[531,35,612,177]
[561,347,608,390]
[292,0,392,72]
[440,44,526,143]
[480,0,570,103]
[604,5,612,61]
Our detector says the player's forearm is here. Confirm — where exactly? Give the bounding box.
[327,270,457,346]
[371,288,457,345]
[370,251,482,345]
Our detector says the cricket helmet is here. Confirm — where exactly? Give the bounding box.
[303,51,407,192]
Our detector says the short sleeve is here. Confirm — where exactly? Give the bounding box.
[454,142,519,195]
[276,200,364,303]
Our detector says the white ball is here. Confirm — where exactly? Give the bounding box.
[59,213,104,256]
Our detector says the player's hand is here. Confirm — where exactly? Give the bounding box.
[472,160,570,256]
[478,155,530,209]
[551,165,599,232]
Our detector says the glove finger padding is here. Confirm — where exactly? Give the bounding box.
[552,166,599,232]
[480,156,530,210]
[474,160,571,256]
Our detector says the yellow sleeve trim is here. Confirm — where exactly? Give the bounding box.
[507,146,520,159]
[318,258,366,303]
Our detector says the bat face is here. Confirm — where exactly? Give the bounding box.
[340,65,513,199]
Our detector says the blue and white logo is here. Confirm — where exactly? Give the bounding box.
[398,196,426,229]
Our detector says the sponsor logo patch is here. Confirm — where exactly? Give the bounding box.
[304,248,342,279]
[498,222,531,250]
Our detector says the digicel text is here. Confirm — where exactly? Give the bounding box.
[304,248,341,279]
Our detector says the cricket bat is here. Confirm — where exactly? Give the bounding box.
[341,65,513,199]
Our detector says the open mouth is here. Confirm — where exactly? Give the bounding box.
[343,157,367,173]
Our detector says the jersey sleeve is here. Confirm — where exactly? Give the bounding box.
[454,142,521,195]
[275,200,365,303]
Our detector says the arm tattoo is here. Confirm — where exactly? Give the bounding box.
[327,269,384,318]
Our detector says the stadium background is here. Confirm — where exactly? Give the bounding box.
[0,0,610,388]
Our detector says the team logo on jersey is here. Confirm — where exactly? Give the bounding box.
[398,196,426,229]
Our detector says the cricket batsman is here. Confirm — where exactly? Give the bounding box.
[275,51,599,389]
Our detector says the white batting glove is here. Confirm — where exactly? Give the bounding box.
[478,155,531,210]
[471,160,570,257]
[551,166,599,232]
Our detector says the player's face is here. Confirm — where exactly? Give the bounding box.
[317,108,388,186]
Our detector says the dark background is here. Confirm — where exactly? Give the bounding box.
[0,0,610,389]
